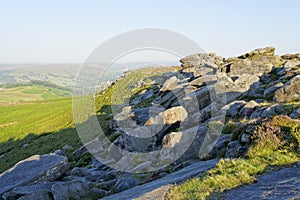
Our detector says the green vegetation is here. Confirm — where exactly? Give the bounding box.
[0,84,71,103]
[0,98,73,141]
[0,98,83,173]
[221,120,238,135]
[167,116,300,200]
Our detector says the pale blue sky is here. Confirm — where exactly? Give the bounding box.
[0,0,299,63]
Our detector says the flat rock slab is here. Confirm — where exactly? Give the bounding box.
[103,159,219,200]
[223,162,300,200]
[0,154,69,195]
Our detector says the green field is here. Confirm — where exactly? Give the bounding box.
[0,98,73,141]
[0,98,83,173]
[0,85,71,103]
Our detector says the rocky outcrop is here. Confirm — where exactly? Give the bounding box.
[2,47,300,200]
[102,46,300,186]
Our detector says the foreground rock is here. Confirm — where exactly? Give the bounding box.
[222,163,300,200]
[102,159,219,200]
[0,154,69,196]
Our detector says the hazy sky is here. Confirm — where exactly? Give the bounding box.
[0,0,299,63]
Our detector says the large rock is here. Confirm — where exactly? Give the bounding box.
[227,59,273,77]
[239,100,259,117]
[161,125,209,161]
[180,53,223,70]
[112,106,137,131]
[182,66,215,77]
[132,107,150,125]
[222,74,260,102]
[154,87,186,108]
[145,106,188,126]
[222,101,247,117]
[238,46,275,59]
[190,75,218,87]
[0,154,69,196]
[274,75,300,102]
[160,76,179,92]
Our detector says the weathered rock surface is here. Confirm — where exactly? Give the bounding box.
[0,154,69,196]
[114,177,140,193]
[222,100,247,117]
[222,163,300,200]
[238,46,276,59]
[290,108,300,119]
[274,75,300,102]
[2,182,55,200]
[51,180,90,200]
[161,125,208,161]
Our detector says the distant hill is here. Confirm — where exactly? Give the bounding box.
[0,80,72,103]
[0,62,179,89]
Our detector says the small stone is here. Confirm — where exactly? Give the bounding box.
[239,100,259,117]
[237,146,249,157]
[290,108,300,119]
[225,141,241,158]
[54,150,65,156]
[246,125,256,134]
[240,134,250,143]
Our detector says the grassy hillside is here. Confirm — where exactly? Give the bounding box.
[0,66,180,173]
[0,98,73,142]
[0,98,81,173]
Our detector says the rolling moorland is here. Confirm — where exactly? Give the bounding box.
[0,47,299,199]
